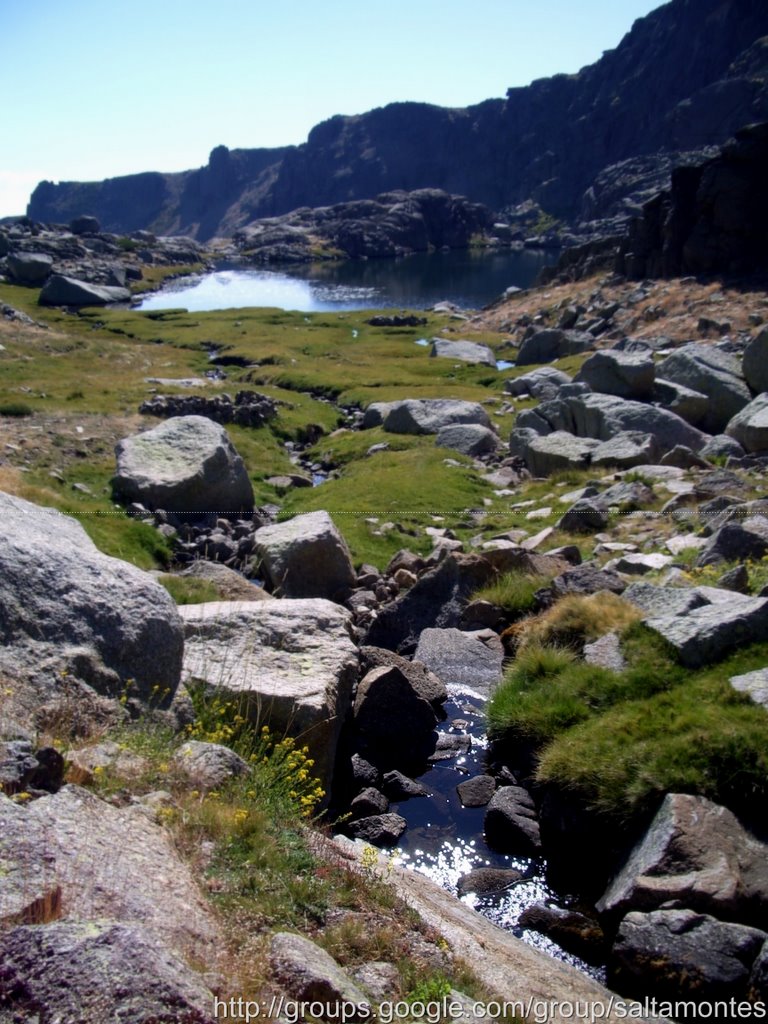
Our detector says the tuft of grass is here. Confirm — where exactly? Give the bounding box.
[472,571,552,618]
[514,592,641,652]
[158,574,222,605]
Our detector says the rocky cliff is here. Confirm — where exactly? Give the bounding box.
[28,0,768,239]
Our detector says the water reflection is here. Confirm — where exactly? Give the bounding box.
[391,691,605,983]
[137,248,556,313]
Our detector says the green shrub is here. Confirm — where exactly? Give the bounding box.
[0,402,33,417]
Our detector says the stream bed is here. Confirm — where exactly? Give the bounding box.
[391,687,605,983]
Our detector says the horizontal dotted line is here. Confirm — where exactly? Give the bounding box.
[0,509,759,519]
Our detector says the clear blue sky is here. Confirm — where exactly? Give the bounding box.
[0,0,663,216]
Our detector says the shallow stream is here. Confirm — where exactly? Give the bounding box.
[391,687,605,983]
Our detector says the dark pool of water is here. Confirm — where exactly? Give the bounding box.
[137,248,557,314]
[392,688,604,982]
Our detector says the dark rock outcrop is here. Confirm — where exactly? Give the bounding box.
[27,1,768,239]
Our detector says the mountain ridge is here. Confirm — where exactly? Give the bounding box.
[27,0,768,240]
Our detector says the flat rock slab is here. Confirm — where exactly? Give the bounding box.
[431,338,496,366]
[583,633,626,672]
[645,594,768,667]
[0,921,217,1024]
[622,582,707,618]
[39,274,130,306]
[0,787,218,960]
[114,415,254,514]
[729,668,768,709]
[253,509,356,601]
[180,598,358,794]
[335,836,636,1023]
[414,628,505,698]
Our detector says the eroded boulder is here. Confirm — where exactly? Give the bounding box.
[253,510,356,601]
[39,274,130,306]
[381,399,492,435]
[610,909,766,1001]
[0,491,183,727]
[0,921,217,1024]
[413,628,504,697]
[575,349,655,400]
[180,599,359,796]
[657,344,751,433]
[597,793,768,923]
[431,338,496,366]
[726,393,768,453]
[114,415,254,515]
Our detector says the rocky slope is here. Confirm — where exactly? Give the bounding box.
[27,0,768,239]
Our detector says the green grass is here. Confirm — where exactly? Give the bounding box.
[472,571,552,617]
[158,575,222,604]
[488,623,768,821]
[282,446,492,566]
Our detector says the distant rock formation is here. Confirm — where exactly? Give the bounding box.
[27,0,768,240]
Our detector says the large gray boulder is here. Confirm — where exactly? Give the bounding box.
[516,328,593,365]
[726,393,768,453]
[0,787,218,956]
[39,274,130,306]
[484,785,542,856]
[414,627,505,698]
[7,251,53,285]
[436,423,499,456]
[431,338,496,366]
[517,391,706,452]
[696,516,768,566]
[597,793,768,922]
[380,399,491,434]
[742,327,768,395]
[590,431,659,468]
[114,415,254,515]
[253,510,356,601]
[0,491,183,724]
[0,921,217,1024]
[653,377,709,426]
[645,593,768,667]
[575,349,655,400]
[504,367,571,400]
[180,599,358,796]
[657,343,752,432]
[610,909,766,1001]
[517,430,600,476]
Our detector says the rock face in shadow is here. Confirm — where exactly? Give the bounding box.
[27,0,768,237]
[617,122,768,279]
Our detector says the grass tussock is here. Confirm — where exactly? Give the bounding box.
[472,571,552,618]
[488,621,768,822]
[514,592,642,652]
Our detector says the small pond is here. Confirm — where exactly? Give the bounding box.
[138,248,557,313]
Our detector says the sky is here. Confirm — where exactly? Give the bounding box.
[0,0,663,217]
